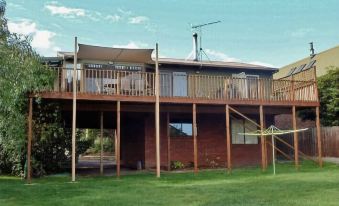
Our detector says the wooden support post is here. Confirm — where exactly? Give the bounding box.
[116,101,121,178]
[193,103,198,173]
[316,106,323,167]
[71,36,77,182]
[259,105,266,171]
[226,105,231,173]
[27,97,33,184]
[155,43,161,178]
[292,106,299,169]
[263,115,268,169]
[100,111,104,175]
[167,112,171,171]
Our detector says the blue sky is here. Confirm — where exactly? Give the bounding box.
[5,0,339,67]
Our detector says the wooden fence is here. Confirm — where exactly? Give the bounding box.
[277,126,339,158]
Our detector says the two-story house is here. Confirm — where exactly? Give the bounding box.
[27,41,322,181]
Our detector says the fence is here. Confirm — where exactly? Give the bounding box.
[49,68,318,103]
[276,126,339,159]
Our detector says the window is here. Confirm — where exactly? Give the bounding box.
[170,122,192,137]
[231,119,258,144]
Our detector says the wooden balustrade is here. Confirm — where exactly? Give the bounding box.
[49,68,318,102]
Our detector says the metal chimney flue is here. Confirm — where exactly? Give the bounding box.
[193,32,198,61]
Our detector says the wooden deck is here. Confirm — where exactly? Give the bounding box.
[36,67,319,107]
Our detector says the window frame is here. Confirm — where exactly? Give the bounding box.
[169,121,193,138]
[231,119,258,145]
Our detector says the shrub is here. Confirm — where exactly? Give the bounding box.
[171,160,185,170]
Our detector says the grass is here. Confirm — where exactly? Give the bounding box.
[1,161,339,206]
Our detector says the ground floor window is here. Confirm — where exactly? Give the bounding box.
[231,119,258,144]
[169,122,192,137]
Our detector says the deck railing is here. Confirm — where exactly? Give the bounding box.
[48,68,318,102]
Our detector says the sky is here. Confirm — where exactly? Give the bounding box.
[5,0,339,67]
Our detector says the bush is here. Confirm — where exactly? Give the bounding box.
[171,161,185,170]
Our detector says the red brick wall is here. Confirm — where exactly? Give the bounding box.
[144,113,169,169]
[275,114,315,129]
[143,113,274,169]
[120,114,145,168]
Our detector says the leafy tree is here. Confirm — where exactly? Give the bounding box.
[317,67,339,126]
[298,67,339,126]
[0,1,92,176]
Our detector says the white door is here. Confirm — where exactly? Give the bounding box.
[232,72,248,98]
[173,72,187,97]
[159,72,172,97]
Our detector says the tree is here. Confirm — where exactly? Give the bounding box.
[298,67,339,126]
[0,0,54,175]
[0,1,91,176]
[317,67,339,126]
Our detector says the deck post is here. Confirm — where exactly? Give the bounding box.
[100,111,104,175]
[193,103,198,173]
[316,106,323,167]
[259,105,266,171]
[71,36,77,182]
[225,105,231,173]
[27,97,33,184]
[155,43,161,178]
[292,106,299,170]
[167,112,171,171]
[116,101,121,177]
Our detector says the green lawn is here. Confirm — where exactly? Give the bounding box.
[1,162,339,206]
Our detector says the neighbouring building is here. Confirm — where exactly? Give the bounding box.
[274,45,339,79]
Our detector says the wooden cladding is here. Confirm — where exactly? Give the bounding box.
[49,68,318,103]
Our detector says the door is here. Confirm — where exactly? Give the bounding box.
[159,72,172,97]
[246,75,259,99]
[231,72,247,98]
[173,72,187,97]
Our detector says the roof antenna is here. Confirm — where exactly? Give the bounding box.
[309,42,315,58]
[191,20,221,61]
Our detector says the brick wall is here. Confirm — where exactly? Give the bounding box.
[143,113,274,169]
[120,113,145,169]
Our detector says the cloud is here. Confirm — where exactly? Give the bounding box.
[44,2,121,23]
[128,16,149,24]
[205,49,240,62]
[45,2,86,18]
[7,19,60,56]
[7,20,37,35]
[117,8,132,16]
[202,49,275,67]
[289,28,313,38]
[7,2,25,10]
[105,14,121,23]
[113,41,148,49]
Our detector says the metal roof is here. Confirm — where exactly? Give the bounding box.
[155,58,278,71]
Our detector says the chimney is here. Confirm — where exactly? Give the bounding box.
[193,32,198,61]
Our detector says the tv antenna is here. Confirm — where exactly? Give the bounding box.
[309,42,315,58]
[191,20,221,61]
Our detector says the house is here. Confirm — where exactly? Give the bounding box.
[28,40,322,181]
[274,45,339,79]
